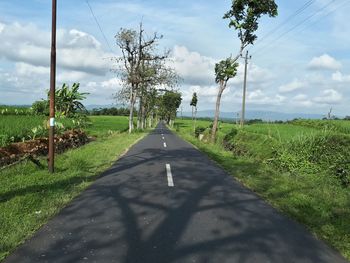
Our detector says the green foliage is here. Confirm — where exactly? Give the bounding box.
[194,126,206,138]
[90,107,134,116]
[51,83,89,117]
[223,0,278,47]
[222,128,238,150]
[31,100,49,115]
[215,58,239,83]
[274,132,350,187]
[0,106,32,116]
[0,115,87,147]
[158,91,182,123]
[190,92,198,107]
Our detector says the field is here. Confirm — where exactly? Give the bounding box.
[0,116,145,261]
[175,118,350,260]
[0,115,79,147]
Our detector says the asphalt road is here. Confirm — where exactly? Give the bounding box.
[4,122,348,263]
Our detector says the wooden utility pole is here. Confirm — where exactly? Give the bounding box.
[48,0,57,173]
[240,50,251,127]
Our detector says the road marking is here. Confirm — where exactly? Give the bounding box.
[163,142,167,148]
[162,136,165,140]
[166,164,174,187]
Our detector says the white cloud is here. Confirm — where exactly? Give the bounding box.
[313,89,342,104]
[0,22,111,76]
[332,71,350,83]
[15,63,49,76]
[170,45,215,86]
[278,79,306,93]
[308,54,342,71]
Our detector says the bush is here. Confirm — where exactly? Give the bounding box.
[222,128,238,150]
[32,100,49,115]
[274,131,350,186]
[194,127,206,138]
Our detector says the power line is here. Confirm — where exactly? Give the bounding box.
[252,0,337,57]
[253,0,316,48]
[85,0,114,53]
[296,0,349,34]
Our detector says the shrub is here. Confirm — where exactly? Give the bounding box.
[194,127,206,138]
[222,128,238,150]
[32,100,49,115]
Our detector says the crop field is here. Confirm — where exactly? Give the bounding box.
[0,113,130,147]
[85,116,129,137]
[0,115,77,147]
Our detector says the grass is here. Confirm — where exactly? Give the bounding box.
[86,116,129,137]
[174,118,350,260]
[0,116,146,261]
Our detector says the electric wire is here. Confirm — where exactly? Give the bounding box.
[85,0,114,53]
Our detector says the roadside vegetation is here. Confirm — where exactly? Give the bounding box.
[174,118,350,260]
[0,115,145,261]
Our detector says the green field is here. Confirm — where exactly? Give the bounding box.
[0,115,130,147]
[0,115,81,147]
[175,118,350,260]
[0,116,145,261]
[85,116,129,137]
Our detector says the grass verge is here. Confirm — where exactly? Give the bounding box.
[0,131,146,261]
[175,121,350,261]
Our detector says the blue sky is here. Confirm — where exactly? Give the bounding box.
[1,0,350,116]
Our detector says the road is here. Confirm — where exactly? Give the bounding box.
[5,122,348,263]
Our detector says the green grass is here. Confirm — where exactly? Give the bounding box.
[174,119,350,260]
[86,116,129,137]
[0,116,146,261]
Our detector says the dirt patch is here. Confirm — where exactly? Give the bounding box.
[0,130,90,168]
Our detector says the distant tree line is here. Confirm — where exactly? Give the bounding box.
[90,107,136,116]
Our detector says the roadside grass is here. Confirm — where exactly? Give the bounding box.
[0,116,146,261]
[174,119,350,260]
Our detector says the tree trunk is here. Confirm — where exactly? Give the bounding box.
[211,82,225,142]
[129,89,137,134]
[137,96,142,129]
[141,103,146,129]
[194,106,197,133]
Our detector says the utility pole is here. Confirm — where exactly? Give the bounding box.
[48,0,57,173]
[240,50,251,127]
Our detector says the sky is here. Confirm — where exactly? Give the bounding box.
[0,0,350,116]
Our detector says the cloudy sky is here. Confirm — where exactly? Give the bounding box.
[1,0,350,116]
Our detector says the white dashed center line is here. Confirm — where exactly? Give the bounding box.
[163,142,167,148]
[166,164,174,187]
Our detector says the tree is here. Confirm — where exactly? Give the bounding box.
[223,0,278,61]
[159,91,182,126]
[46,83,88,117]
[209,0,278,139]
[190,92,198,132]
[211,58,238,142]
[115,23,177,133]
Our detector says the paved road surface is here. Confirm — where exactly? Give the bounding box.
[5,122,348,263]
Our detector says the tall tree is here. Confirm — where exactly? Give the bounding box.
[207,0,278,140]
[190,92,198,132]
[223,0,278,62]
[115,24,164,133]
[211,58,238,142]
[115,24,178,132]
